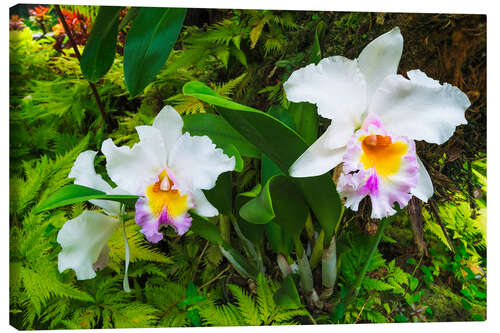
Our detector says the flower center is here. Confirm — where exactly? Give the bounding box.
[145,170,189,219]
[359,134,408,177]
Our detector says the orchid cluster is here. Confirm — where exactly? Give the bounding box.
[284,27,470,218]
[56,27,470,287]
[57,106,235,281]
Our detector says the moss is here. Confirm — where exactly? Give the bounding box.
[421,284,486,321]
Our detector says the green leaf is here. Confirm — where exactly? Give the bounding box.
[235,186,265,244]
[288,102,318,146]
[204,172,233,215]
[223,144,244,172]
[406,258,417,265]
[188,309,202,327]
[124,7,186,97]
[80,6,122,82]
[331,302,345,322]
[182,113,260,158]
[308,21,325,65]
[190,213,223,245]
[265,222,293,255]
[274,275,302,309]
[118,7,139,30]
[34,184,140,213]
[409,276,419,291]
[220,244,258,279]
[394,314,409,323]
[240,175,308,239]
[183,81,341,243]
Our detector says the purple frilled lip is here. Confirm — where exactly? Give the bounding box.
[336,114,419,219]
[134,169,194,243]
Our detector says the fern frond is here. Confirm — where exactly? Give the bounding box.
[108,220,172,272]
[227,284,261,325]
[256,273,276,323]
[166,94,206,115]
[199,303,244,326]
[272,309,309,323]
[211,72,248,98]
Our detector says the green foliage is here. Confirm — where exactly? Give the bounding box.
[198,274,309,326]
[10,7,486,329]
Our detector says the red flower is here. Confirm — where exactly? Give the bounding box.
[9,15,26,31]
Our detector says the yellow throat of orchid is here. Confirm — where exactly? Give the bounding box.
[360,134,408,177]
[145,170,189,219]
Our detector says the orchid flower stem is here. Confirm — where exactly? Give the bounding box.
[344,216,391,306]
[119,204,131,293]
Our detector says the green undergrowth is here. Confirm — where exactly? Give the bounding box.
[9,6,486,329]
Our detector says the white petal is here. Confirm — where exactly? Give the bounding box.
[168,133,235,190]
[369,71,470,144]
[284,56,367,147]
[358,27,403,103]
[192,188,219,217]
[102,125,166,194]
[69,150,120,216]
[411,157,434,202]
[57,211,119,280]
[152,105,184,157]
[289,127,346,178]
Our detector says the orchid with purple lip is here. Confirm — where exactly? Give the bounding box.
[102,105,235,242]
[57,105,235,281]
[284,27,470,219]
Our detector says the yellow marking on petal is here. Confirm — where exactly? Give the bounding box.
[146,171,188,218]
[360,135,408,177]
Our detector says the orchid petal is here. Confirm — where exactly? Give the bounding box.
[192,188,219,217]
[284,56,367,148]
[102,125,166,194]
[57,210,119,280]
[411,157,434,202]
[289,126,346,177]
[369,70,470,144]
[152,105,184,157]
[358,27,403,103]
[168,133,235,190]
[69,150,120,216]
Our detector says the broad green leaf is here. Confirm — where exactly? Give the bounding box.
[118,7,139,30]
[182,113,260,158]
[190,213,222,245]
[265,222,293,255]
[81,6,122,82]
[223,143,244,172]
[204,172,232,215]
[219,244,258,279]
[261,106,291,184]
[34,184,139,213]
[289,102,318,146]
[274,275,302,309]
[240,175,308,239]
[124,7,186,97]
[331,302,345,322]
[183,81,341,244]
[235,185,265,244]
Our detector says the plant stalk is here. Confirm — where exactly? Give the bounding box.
[344,216,390,305]
[54,5,110,127]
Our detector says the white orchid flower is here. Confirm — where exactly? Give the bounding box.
[284,27,470,219]
[57,150,123,280]
[58,105,235,281]
[101,105,235,242]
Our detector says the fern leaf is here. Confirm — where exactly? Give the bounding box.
[256,273,275,323]
[227,284,261,325]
